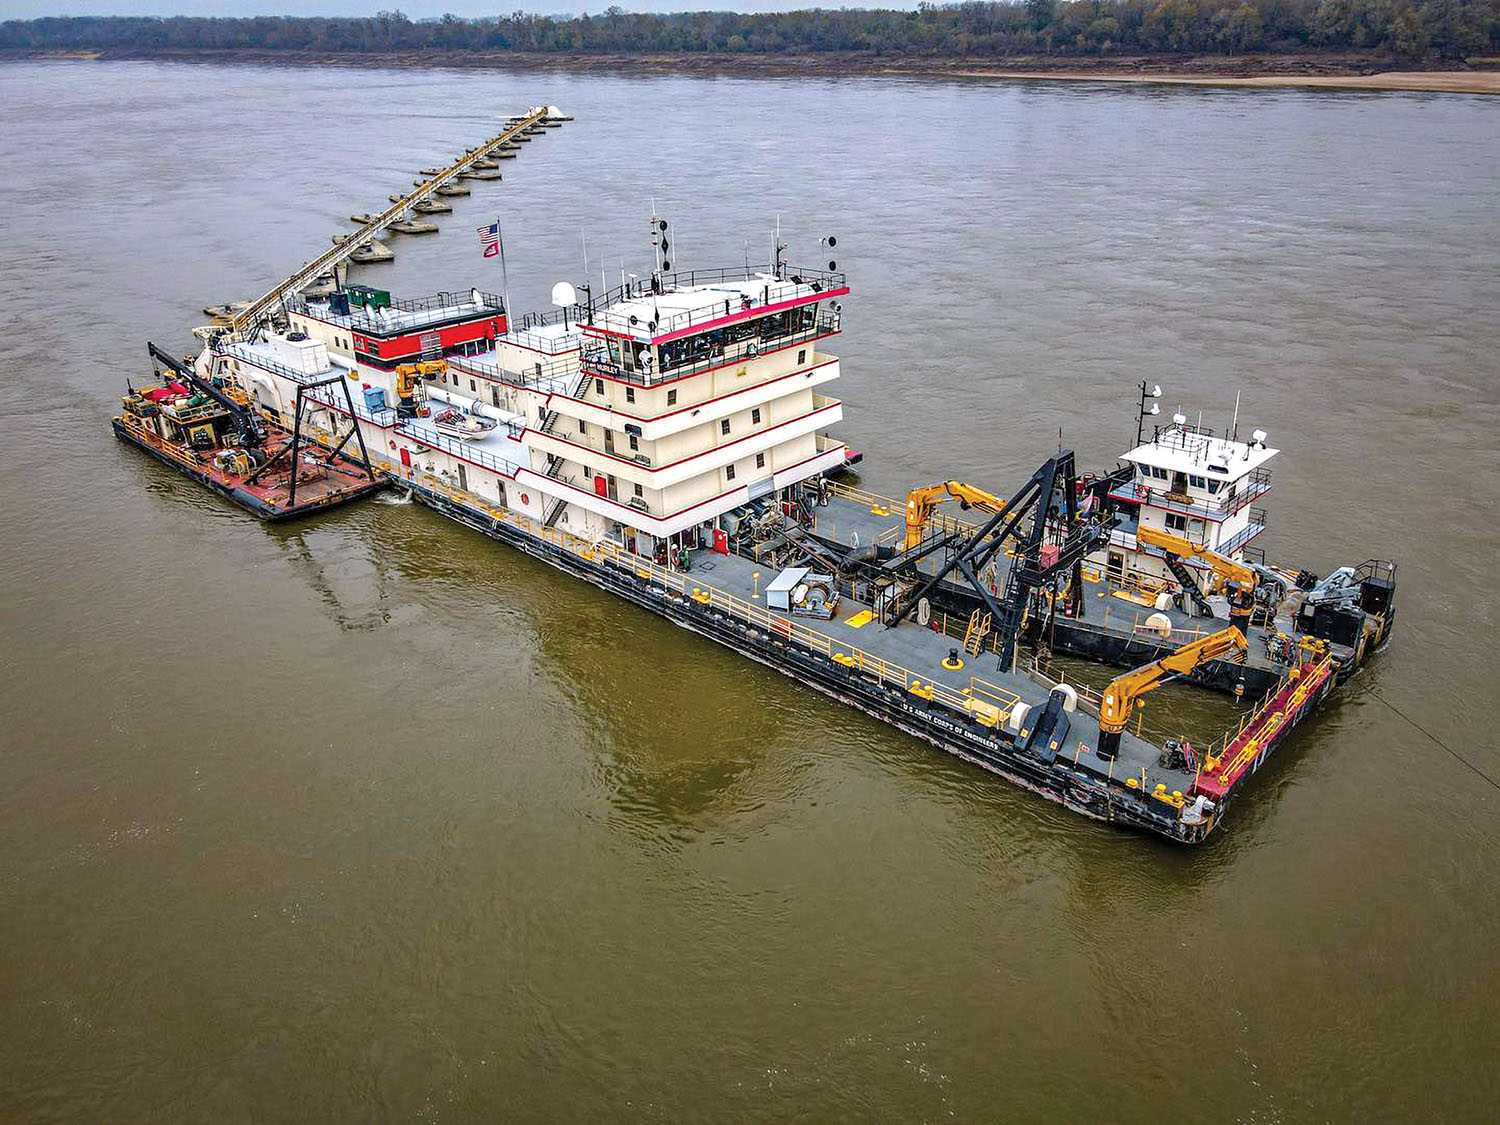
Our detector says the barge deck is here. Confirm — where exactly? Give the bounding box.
[394,471,1303,843]
[112,412,385,520]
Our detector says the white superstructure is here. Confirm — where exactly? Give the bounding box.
[528,264,849,546]
[1094,419,1276,593]
[199,251,852,561]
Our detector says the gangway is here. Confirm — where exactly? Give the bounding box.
[228,104,564,338]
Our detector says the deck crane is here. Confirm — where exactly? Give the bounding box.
[1096,625,1249,761]
[1135,526,1257,630]
[394,360,446,419]
[903,481,1009,550]
[147,342,266,451]
[887,452,1111,672]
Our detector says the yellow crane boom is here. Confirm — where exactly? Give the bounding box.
[1097,625,1249,759]
[904,480,1009,550]
[1136,525,1256,591]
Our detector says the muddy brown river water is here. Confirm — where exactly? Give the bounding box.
[2,60,1498,1121]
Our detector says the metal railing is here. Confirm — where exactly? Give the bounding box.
[580,311,840,388]
[821,479,982,543]
[1111,468,1271,523]
[399,472,1021,721]
[220,344,403,423]
[303,382,397,428]
[288,290,505,335]
[449,349,577,389]
[1197,652,1335,780]
[1025,655,1105,714]
[588,264,845,340]
[398,424,524,476]
[505,306,585,354]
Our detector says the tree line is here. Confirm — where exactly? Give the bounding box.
[3,2,1497,62]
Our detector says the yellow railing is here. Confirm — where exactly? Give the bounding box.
[822,478,982,542]
[1200,653,1334,775]
[410,471,1023,722]
[1089,600,1220,644]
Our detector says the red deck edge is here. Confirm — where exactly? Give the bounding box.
[1194,657,1335,801]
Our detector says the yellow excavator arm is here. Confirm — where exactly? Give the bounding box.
[1136,526,1256,592]
[1099,625,1249,736]
[904,480,1009,550]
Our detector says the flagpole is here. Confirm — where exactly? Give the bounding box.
[496,218,512,330]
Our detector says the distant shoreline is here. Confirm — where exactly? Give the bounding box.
[6,48,1498,95]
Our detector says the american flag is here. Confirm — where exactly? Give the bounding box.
[476,220,500,258]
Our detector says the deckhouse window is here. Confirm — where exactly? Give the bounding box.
[625,387,635,404]
[579,419,587,434]
[751,408,762,425]
[725,465,736,482]
[721,419,731,436]
[1188,474,1206,489]
[667,389,677,406]
[1166,514,1187,533]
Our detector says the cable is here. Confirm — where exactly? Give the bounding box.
[1369,689,1500,795]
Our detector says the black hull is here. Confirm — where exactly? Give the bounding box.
[406,480,1216,844]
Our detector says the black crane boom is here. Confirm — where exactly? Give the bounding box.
[147,341,267,450]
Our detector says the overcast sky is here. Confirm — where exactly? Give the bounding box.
[2,2,907,16]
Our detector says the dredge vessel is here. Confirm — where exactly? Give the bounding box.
[112,107,1395,843]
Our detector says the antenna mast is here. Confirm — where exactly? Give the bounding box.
[647,211,671,294]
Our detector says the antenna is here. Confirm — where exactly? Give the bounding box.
[648,212,670,285]
[1231,389,1241,442]
[1134,380,1162,447]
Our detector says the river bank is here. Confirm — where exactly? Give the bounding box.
[8,47,1499,94]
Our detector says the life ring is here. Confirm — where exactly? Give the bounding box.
[520,492,530,505]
